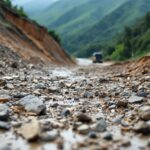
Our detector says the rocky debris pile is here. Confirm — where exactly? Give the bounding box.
[0,54,149,149]
[125,56,150,76]
[0,45,27,74]
[0,45,20,62]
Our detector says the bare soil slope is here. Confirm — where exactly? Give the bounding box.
[0,2,74,65]
[126,56,150,76]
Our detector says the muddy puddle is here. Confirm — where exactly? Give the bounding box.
[0,129,84,150]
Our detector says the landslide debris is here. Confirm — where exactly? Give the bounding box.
[0,1,74,65]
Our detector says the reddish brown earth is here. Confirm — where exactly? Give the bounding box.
[125,56,150,76]
[0,2,74,65]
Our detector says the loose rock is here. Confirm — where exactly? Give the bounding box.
[140,109,150,121]
[18,119,41,141]
[19,95,46,115]
[103,132,113,140]
[78,124,90,135]
[0,104,10,121]
[95,118,107,132]
[88,131,97,139]
[117,100,128,107]
[128,94,143,103]
[0,121,11,130]
[77,113,92,123]
[62,109,71,117]
[133,121,150,135]
[40,130,59,142]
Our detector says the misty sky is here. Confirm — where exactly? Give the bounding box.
[12,0,32,5]
[12,0,59,6]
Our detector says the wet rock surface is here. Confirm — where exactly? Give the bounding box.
[0,104,10,121]
[19,95,46,115]
[0,50,150,150]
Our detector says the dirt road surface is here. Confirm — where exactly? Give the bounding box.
[0,52,150,150]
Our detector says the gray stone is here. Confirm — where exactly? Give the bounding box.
[50,103,59,108]
[95,118,107,132]
[83,91,93,98]
[62,109,71,117]
[0,104,10,121]
[128,94,143,103]
[0,90,11,101]
[59,81,65,88]
[40,130,59,142]
[0,121,11,130]
[19,95,46,115]
[95,113,105,120]
[112,115,124,124]
[13,92,27,98]
[35,83,46,89]
[103,132,113,140]
[104,96,111,102]
[6,83,14,89]
[88,131,97,139]
[0,90,10,97]
[109,104,116,109]
[137,90,147,97]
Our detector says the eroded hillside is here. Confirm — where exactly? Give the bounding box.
[0,1,74,65]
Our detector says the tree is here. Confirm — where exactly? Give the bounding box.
[107,46,115,55]
[111,44,125,60]
[3,0,12,8]
[2,0,27,18]
[145,13,150,29]
[16,6,27,17]
[123,26,133,57]
[124,26,132,39]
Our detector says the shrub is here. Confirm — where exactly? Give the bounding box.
[2,0,27,18]
[111,44,125,60]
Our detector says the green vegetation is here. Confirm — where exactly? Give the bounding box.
[28,0,128,55]
[28,0,150,59]
[3,0,27,18]
[109,12,150,60]
[10,0,150,60]
[66,0,150,57]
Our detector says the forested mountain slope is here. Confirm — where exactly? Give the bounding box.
[110,12,150,60]
[27,0,129,55]
[13,0,150,58]
[67,0,150,57]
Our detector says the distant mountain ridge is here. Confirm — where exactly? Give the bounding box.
[13,0,150,57]
[68,0,150,57]
[12,0,59,15]
[27,0,129,55]
[31,0,128,34]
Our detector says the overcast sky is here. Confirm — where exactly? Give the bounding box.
[12,0,59,6]
[12,0,32,5]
